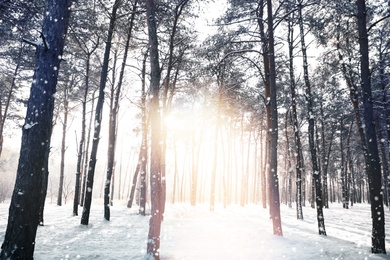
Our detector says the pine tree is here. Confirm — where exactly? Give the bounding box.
[0,0,72,258]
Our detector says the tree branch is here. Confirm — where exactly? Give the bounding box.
[368,14,390,32]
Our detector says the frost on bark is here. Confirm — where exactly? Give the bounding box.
[0,0,71,258]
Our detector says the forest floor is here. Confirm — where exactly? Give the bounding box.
[0,200,389,259]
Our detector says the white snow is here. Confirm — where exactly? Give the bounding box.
[0,201,389,259]
[24,122,38,129]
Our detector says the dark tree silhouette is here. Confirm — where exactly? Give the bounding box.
[356,0,386,254]
[81,0,121,225]
[265,0,283,236]
[0,0,72,258]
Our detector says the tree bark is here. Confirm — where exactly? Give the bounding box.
[0,0,71,258]
[80,90,96,207]
[286,9,304,219]
[339,116,348,209]
[298,1,326,235]
[57,87,69,206]
[356,0,386,253]
[265,0,283,236]
[146,0,163,258]
[257,1,269,211]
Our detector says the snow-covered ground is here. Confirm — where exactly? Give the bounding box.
[0,200,389,259]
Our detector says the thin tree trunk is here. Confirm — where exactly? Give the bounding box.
[81,0,121,225]
[73,59,88,215]
[57,88,69,206]
[285,111,293,208]
[346,122,354,207]
[340,116,348,209]
[298,1,326,235]
[320,101,334,209]
[139,50,148,216]
[72,31,100,216]
[257,1,270,211]
[287,4,304,219]
[104,1,137,220]
[80,90,96,207]
[128,146,142,208]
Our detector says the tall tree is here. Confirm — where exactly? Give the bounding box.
[146,0,163,258]
[285,3,304,219]
[139,49,149,216]
[104,0,138,221]
[70,0,101,216]
[72,37,100,216]
[265,0,283,236]
[356,0,386,253]
[297,0,326,235]
[0,0,72,258]
[81,0,122,225]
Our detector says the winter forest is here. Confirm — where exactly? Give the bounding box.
[0,0,390,259]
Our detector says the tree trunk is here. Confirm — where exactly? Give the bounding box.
[73,47,96,215]
[340,116,348,209]
[285,111,293,208]
[80,90,96,207]
[57,89,69,206]
[146,0,163,258]
[286,3,304,219]
[320,100,334,209]
[104,1,137,220]
[38,141,50,227]
[346,122,354,207]
[356,0,386,253]
[139,49,148,215]
[81,0,121,225]
[0,0,71,258]
[257,1,270,211]
[261,127,267,209]
[265,0,283,236]
[298,1,326,235]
